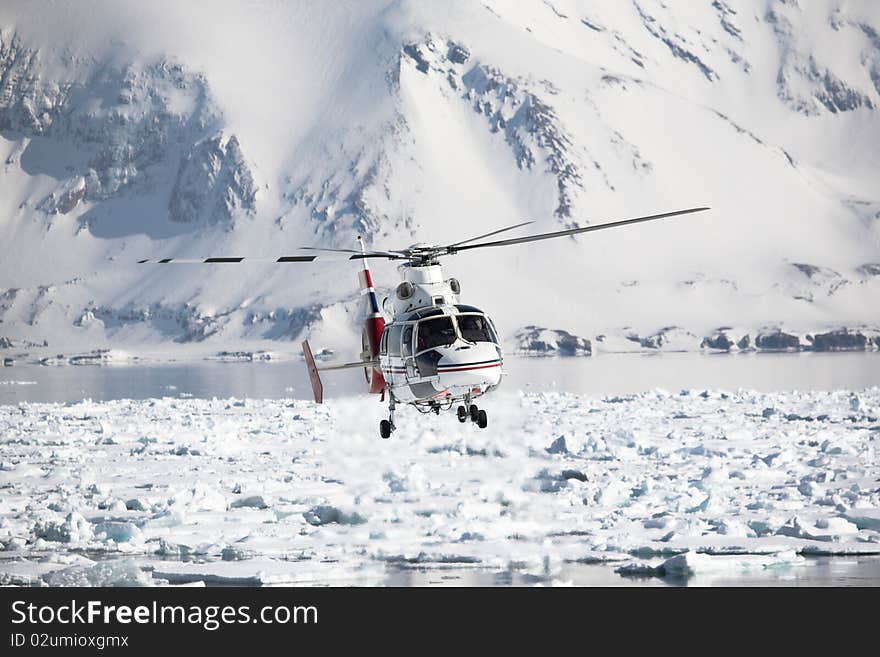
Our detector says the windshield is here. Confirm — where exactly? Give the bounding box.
[416,316,457,351]
[457,314,497,343]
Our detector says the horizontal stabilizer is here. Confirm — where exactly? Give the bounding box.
[301,340,324,404]
[316,360,378,372]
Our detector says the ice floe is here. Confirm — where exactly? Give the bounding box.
[1,388,878,585]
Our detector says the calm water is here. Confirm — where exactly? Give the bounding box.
[1,351,879,404]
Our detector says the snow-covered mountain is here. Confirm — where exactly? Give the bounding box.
[1,0,879,359]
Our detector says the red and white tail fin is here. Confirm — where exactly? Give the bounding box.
[358,236,386,394]
[300,237,387,403]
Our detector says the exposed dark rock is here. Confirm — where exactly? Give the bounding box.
[462,65,583,217]
[791,263,841,280]
[737,334,751,350]
[513,325,591,356]
[811,59,875,113]
[792,263,821,278]
[634,2,718,81]
[808,329,867,352]
[756,330,800,351]
[169,133,257,224]
[401,36,587,219]
[447,42,470,64]
[0,32,55,134]
[769,12,875,115]
[857,263,880,277]
[402,44,430,74]
[85,303,231,343]
[858,24,880,96]
[81,300,322,344]
[0,335,47,353]
[627,326,694,350]
[214,351,272,361]
[631,326,690,350]
[40,177,87,215]
[1,31,260,230]
[244,304,322,341]
[701,332,733,351]
[712,0,742,41]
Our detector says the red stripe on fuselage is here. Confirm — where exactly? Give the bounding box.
[437,363,502,373]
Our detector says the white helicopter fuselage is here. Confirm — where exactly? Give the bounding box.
[377,264,503,407]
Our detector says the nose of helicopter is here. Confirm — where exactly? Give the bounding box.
[436,342,503,390]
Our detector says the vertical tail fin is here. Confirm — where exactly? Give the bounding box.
[358,236,387,394]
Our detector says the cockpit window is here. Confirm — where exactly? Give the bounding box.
[416,316,457,351]
[388,325,404,356]
[457,314,497,344]
[402,325,413,357]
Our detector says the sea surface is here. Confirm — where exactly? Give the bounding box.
[2,351,879,405]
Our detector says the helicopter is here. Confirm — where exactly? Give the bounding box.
[141,207,708,437]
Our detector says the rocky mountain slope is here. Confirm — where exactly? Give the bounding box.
[0,0,878,360]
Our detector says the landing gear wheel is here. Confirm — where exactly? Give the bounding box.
[469,404,479,422]
[477,409,488,429]
[457,405,468,423]
[379,419,392,439]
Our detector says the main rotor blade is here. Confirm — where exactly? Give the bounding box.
[138,208,708,265]
[446,221,534,248]
[299,246,408,258]
[299,246,359,253]
[452,207,710,253]
[138,253,405,264]
[299,221,535,257]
